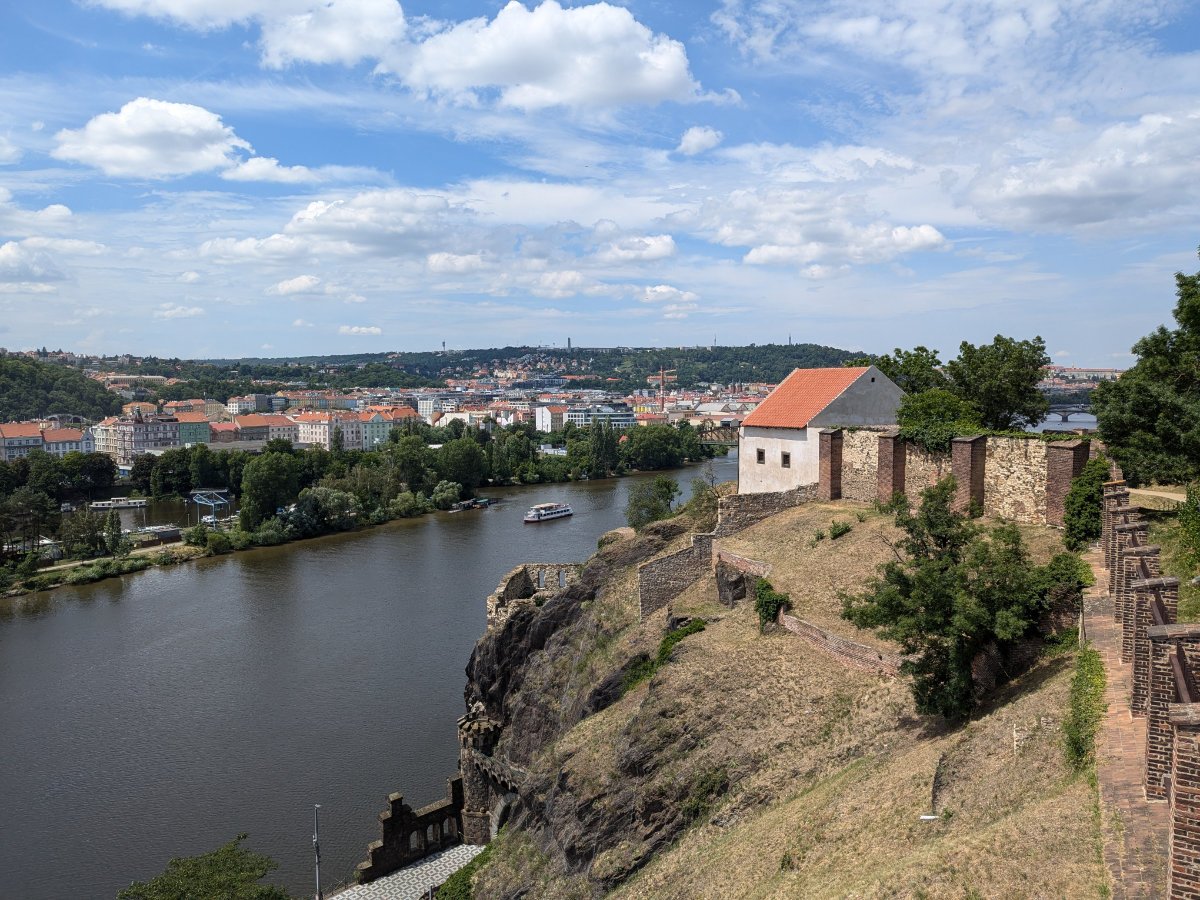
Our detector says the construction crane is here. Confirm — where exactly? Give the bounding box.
[652,365,678,413]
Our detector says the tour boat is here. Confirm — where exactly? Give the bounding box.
[523,502,573,523]
[89,497,149,510]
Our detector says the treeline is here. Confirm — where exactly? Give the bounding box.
[0,357,122,421]
[0,450,118,561]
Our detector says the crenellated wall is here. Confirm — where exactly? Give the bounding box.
[355,777,466,883]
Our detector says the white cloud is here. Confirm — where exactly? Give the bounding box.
[338,324,382,335]
[222,156,315,183]
[427,251,487,273]
[530,269,587,298]
[677,126,723,156]
[640,284,698,304]
[292,318,315,327]
[595,234,675,263]
[267,273,322,295]
[0,241,64,283]
[53,97,250,178]
[400,1,700,110]
[0,135,21,164]
[154,303,205,318]
[179,270,199,282]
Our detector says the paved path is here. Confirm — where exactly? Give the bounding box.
[1128,488,1186,503]
[1084,550,1169,899]
[328,845,486,900]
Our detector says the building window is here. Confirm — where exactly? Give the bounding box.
[756,448,765,464]
[781,452,791,468]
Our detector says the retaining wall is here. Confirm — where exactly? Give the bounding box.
[778,611,904,676]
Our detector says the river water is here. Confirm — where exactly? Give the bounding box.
[0,456,737,900]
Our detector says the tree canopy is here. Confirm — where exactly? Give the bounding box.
[943,335,1050,430]
[0,356,122,421]
[116,834,289,900]
[1093,251,1200,485]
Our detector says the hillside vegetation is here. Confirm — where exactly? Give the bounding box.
[0,357,121,421]
[461,502,1105,899]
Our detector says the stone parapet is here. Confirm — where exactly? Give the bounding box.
[486,563,581,631]
[355,777,465,883]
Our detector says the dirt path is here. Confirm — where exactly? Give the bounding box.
[1128,488,1186,503]
[1083,548,1169,898]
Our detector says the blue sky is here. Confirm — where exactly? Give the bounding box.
[1,0,1199,363]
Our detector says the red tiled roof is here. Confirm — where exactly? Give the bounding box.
[234,414,274,428]
[210,422,237,433]
[741,367,869,429]
[174,412,211,423]
[0,423,45,438]
[42,428,84,442]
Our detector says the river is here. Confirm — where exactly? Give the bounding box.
[0,455,738,900]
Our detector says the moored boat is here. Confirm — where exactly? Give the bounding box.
[89,497,149,510]
[523,502,573,523]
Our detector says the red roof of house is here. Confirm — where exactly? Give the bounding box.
[0,423,45,438]
[174,412,211,423]
[741,367,869,429]
[234,414,275,428]
[41,428,84,442]
[210,422,237,433]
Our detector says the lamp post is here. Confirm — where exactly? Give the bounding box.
[313,804,322,900]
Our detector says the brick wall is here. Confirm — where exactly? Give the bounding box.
[818,429,843,501]
[877,432,905,504]
[951,436,987,514]
[1044,440,1089,527]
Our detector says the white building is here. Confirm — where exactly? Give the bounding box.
[42,427,95,457]
[0,423,46,460]
[738,366,903,494]
[565,404,636,429]
[92,414,181,466]
[535,405,568,433]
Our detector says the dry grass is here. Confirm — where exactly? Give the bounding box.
[612,656,1104,900]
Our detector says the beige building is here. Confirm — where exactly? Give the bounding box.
[93,414,181,466]
[738,367,903,493]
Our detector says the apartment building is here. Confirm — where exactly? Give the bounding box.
[42,428,95,457]
[0,423,47,461]
[92,414,181,466]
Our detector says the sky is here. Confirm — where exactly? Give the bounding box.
[1,1,1199,363]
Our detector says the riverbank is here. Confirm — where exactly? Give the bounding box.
[2,461,744,899]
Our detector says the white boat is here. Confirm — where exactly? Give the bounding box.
[523,502,573,523]
[89,497,149,510]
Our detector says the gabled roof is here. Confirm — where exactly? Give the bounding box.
[42,428,84,442]
[0,423,45,439]
[741,367,870,429]
[174,412,211,423]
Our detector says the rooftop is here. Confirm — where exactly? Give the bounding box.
[741,367,870,429]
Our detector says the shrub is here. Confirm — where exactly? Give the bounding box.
[1064,645,1105,772]
[621,619,707,693]
[205,531,232,555]
[183,524,208,547]
[228,530,252,551]
[1177,482,1200,569]
[252,517,290,546]
[755,578,791,628]
[855,510,867,523]
[681,766,729,823]
[829,520,852,539]
[1063,457,1110,550]
[389,491,431,518]
[430,480,463,510]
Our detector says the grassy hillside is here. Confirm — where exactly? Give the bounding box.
[464,502,1105,899]
[0,357,121,421]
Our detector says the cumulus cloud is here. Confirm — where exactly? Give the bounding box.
[53,98,251,178]
[338,324,382,334]
[531,269,588,298]
[0,240,64,283]
[676,126,723,155]
[595,234,676,263]
[640,284,698,304]
[267,273,322,295]
[292,317,315,327]
[89,0,405,68]
[154,303,205,318]
[178,270,199,282]
[223,156,316,183]
[400,1,700,110]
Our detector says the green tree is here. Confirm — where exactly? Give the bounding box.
[621,424,683,471]
[59,509,108,558]
[944,335,1050,430]
[116,833,289,900]
[895,388,983,452]
[7,485,59,552]
[587,420,621,478]
[437,438,488,492]
[104,508,131,558]
[1063,456,1110,551]
[388,434,436,494]
[239,453,300,530]
[625,474,681,529]
[853,346,948,394]
[129,455,156,495]
[1093,251,1200,485]
[431,479,463,509]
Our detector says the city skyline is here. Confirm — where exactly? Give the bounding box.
[2,1,1200,363]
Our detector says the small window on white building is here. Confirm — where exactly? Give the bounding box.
[781,452,791,468]
[756,448,765,464]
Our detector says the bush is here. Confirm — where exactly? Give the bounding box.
[625,474,681,529]
[1064,645,1105,772]
[228,530,252,551]
[252,517,290,546]
[829,520,852,539]
[681,766,729,823]
[755,578,791,628]
[1176,482,1200,569]
[389,491,431,518]
[205,531,232,555]
[431,480,463,510]
[1063,457,1109,550]
[183,524,209,547]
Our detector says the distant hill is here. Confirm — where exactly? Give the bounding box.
[0,357,122,422]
